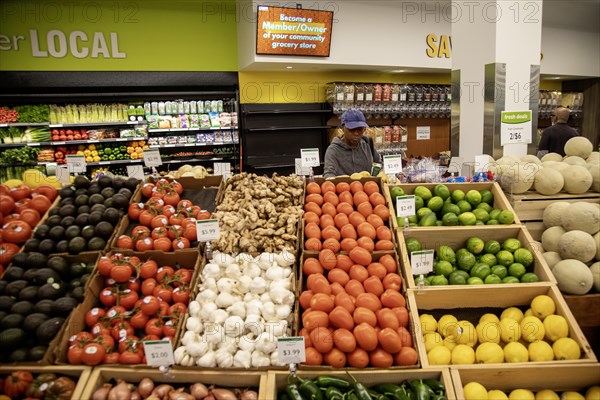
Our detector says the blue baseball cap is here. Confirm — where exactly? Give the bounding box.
[341,108,369,129]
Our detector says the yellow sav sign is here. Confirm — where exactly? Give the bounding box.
[425,34,452,59]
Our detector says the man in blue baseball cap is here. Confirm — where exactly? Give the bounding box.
[323,108,381,178]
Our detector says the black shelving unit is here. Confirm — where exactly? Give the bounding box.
[240,103,332,175]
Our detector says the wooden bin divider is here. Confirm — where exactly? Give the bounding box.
[506,190,600,222]
[0,365,92,400]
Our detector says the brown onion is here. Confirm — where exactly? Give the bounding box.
[145,395,161,400]
[130,391,142,400]
[168,389,195,400]
[239,390,258,400]
[152,384,174,398]
[137,378,155,398]
[203,395,215,400]
[92,384,112,400]
[108,380,131,400]
[190,383,209,400]
[210,389,237,400]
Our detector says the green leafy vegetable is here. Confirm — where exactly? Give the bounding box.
[14,104,49,123]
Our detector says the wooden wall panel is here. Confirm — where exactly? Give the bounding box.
[394,117,450,158]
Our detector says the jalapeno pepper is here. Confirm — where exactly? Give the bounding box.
[286,383,305,400]
[368,388,392,400]
[346,393,359,400]
[297,376,324,400]
[422,379,445,394]
[345,372,372,400]
[371,383,409,400]
[316,376,351,390]
[408,380,431,400]
[279,393,292,400]
[326,387,345,400]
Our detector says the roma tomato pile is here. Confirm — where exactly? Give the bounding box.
[67,253,192,366]
[303,180,394,253]
[116,178,211,252]
[0,370,77,400]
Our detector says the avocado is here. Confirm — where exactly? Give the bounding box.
[75,188,88,197]
[34,268,61,285]
[98,175,113,188]
[60,215,76,228]
[0,313,24,330]
[46,215,62,227]
[18,286,39,302]
[0,328,25,348]
[47,256,69,276]
[11,300,34,315]
[87,237,106,252]
[26,252,48,269]
[68,237,87,255]
[34,224,50,240]
[0,280,6,294]
[118,188,133,200]
[75,194,89,207]
[59,186,75,198]
[125,177,140,192]
[103,197,114,208]
[75,213,90,227]
[0,311,5,321]
[48,225,65,241]
[79,273,91,288]
[89,211,103,225]
[4,266,25,282]
[23,313,49,332]
[81,225,96,240]
[59,204,76,218]
[0,296,16,312]
[9,348,28,362]
[10,252,28,268]
[27,345,47,361]
[90,203,106,214]
[102,207,122,225]
[59,197,74,207]
[5,280,28,296]
[69,262,86,276]
[37,283,64,300]
[38,239,57,255]
[36,317,64,343]
[65,225,81,240]
[95,221,114,239]
[70,286,84,301]
[55,240,69,254]
[87,182,101,195]
[74,175,91,189]
[53,297,78,315]
[77,205,90,215]
[68,278,82,290]
[48,207,61,217]
[111,194,128,210]
[101,187,115,199]
[23,268,38,281]
[88,193,105,206]
[113,177,125,191]
[33,299,54,314]
[23,238,41,252]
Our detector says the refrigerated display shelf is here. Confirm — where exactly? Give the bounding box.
[48,121,145,128]
[0,137,148,148]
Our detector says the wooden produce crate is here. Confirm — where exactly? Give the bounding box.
[384,182,520,230]
[398,225,555,289]
[451,364,600,398]
[267,369,456,400]
[54,249,202,364]
[0,365,92,400]
[81,367,267,400]
[524,221,545,241]
[408,284,597,368]
[506,190,600,222]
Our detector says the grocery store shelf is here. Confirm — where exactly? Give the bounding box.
[48,121,144,128]
[243,110,331,115]
[0,137,148,148]
[248,125,332,132]
[161,155,235,164]
[148,126,237,133]
[149,140,238,149]
[0,122,49,127]
[87,159,144,166]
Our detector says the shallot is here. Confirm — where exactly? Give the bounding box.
[238,389,258,400]
[137,377,154,398]
[169,388,195,400]
[153,384,174,398]
[130,391,141,400]
[92,384,111,400]
[211,388,237,400]
[108,380,131,400]
[189,383,209,400]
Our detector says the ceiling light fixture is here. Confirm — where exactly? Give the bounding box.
[286,66,293,69]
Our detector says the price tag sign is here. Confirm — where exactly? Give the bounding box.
[416,126,431,140]
[196,219,220,242]
[396,195,416,217]
[66,155,86,174]
[277,337,306,364]
[56,165,70,183]
[127,165,144,180]
[384,155,403,174]
[143,339,174,367]
[500,110,532,145]
[294,158,311,176]
[301,148,320,168]
[214,162,231,179]
[143,149,162,167]
[411,250,434,275]
[474,155,491,173]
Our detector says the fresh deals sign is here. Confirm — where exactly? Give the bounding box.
[500,111,532,145]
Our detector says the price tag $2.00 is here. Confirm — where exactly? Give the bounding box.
[143,339,174,367]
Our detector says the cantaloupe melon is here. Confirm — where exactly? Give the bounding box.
[541,153,563,162]
[545,162,570,173]
[498,163,538,194]
[552,259,594,295]
[561,202,600,234]
[590,262,600,292]
[563,156,588,167]
[587,164,599,192]
[557,230,597,263]
[586,152,600,164]
[542,252,562,269]
[541,226,566,252]
[496,155,521,166]
[534,168,564,195]
[560,165,593,194]
[521,155,542,165]
[564,136,593,159]
[543,201,570,228]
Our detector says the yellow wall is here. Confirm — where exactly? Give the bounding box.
[238,71,451,103]
[540,80,562,91]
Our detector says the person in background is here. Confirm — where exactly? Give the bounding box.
[324,108,381,178]
[537,106,579,157]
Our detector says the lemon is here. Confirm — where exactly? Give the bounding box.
[501,307,525,322]
[480,313,500,324]
[524,308,534,317]
[585,386,600,400]
[438,314,458,337]
[528,340,554,361]
[520,316,545,342]
[543,314,569,342]
[488,390,509,400]
[444,336,457,351]
[424,332,444,352]
[449,320,478,346]
[509,389,535,400]
[428,345,451,365]
[530,295,556,319]
[464,382,489,400]
[420,314,438,334]
[561,392,585,400]
[475,342,504,363]
[552,337,581,360]
[499,318,522,342]
[477,321,501,344]
[451,344,476,364]
[535,389,560,400]
[503,341,529,362]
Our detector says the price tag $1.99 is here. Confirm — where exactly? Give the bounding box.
[300,148,320,168]
[196,219,220,242]
[396,195,416,218]
[411,250,434,275]
[276,337,305,365]
[143,339,174,367]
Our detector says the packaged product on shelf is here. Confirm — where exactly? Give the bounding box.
[355,83,365,102]
[374,83,383,102]
[232,130,239,142]
[176,100,184,114]
[167,135,178,144]
[200,114,211,127]
[365,83,374,102]
[231,112,238,126]
[147,137,159,145]
[144,102,151,115]
[183,101,191,114]
[119,128,136,138]
[383,83,392,101]
[214,131,224,143]
[205,100,212,113]
[180,114,189,128]
[219,112,232,127]
[158,136,168,145]
[196,133,206,143]
[344,83,355,103]
[374,126,385,146]
[391,84,400,102]
[217,100,224,112]
[205,132,215,143]
[209,112,221,127]
[158,116,171,129]
[189,113,200,128]
[186,135,196,143]
[189,100,197,114]
[222,130,232,143]
[147,115,159,129]
[197,100,205,113]
[158,101,166,115]
[134,126,147,137]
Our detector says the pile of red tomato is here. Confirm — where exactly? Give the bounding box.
[0,183,57,273]
[67,253,192,366]
[115,179,211,252]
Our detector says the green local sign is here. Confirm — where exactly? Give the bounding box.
[0,0,238,71]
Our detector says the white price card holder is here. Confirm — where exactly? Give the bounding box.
[196,219,220,242]
[396,195,416,234]
[127,165,144,180]
[411,250,434,290]
[294,158,312,176]
[474,155,491,173]
[56,165,70,183]
[277,337,306,367]
[143,149,162,167]
[66,155,86,174]
[214,162,231,180]
[384,155,403,174]
[144,339,174,367]
[300,148,320,168]
[447,157,464,176]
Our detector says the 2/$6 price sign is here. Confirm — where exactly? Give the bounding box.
[500,110,532,145]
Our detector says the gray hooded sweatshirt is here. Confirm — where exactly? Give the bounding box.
[323,136,381,178]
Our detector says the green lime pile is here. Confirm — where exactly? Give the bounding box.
[390,184,516,227]
[406,236,539,285]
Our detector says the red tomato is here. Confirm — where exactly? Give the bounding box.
[153,286,172,303]
[0,194,15,215]
[116,235,134,250]
[172,287,190,303]
[18,208,40,228]
[183,224,197,241]
[139,260,158,279]
[171,181,183,195]
[172,237,190,250]
[163,192,180,206]
[167,225,183,240]
[139,210,155,227]
[103,351,120,364]
[162,204,176,218]
[145,318,163,336]
[110,264,132,283]
[154,237,172,252]
[2,220,32,243]
[119,350,143,364]
[135,237,154,251]
[130,310,150,329]
[189,206,201,218]
[168,303,187,318]
[9,184,31,201]
[177,199,193,210]
[141,296,160,316]
[0,243,19,267]
[67,345,83,364]
[106,305,127,324]
[141,183,155,198]
[111,321,135,342]
[156,266,174,282]
[196,210,211,220]
[163,320,177,337]
[173,268,192,285]
[128,203,144,220]
[99,288,117,307]
[69,331,94,346]
[146,196,165,209]
[96,334,115,351]
[126,278,140,293]
[151,215,169,229]
[97,256,113,276]
[32,185,58,201]
[13,198,31,214]
[169,213,184,226]
[91,323,111,338]
[141,278,158,296]
[151,227,168,240]
[29,195,52,214]
[119,289,139,309]
[85,307,106,327]
[131,226,151,239]
[81,343,106,366]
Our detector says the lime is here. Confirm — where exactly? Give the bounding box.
[415,195,425,211]
[496,250,515,267]
[430,275,449,285]
[491,265,508,279]
[408,215,418,224]
[424,276,433,285]
[417,207,434,219]
[466,237,485,254]
[513,248,534,267]
[448,272,467,285]
[405,237,422,253]
[419,212,438,227]
[456,248,470,260]
[520,272,539,283]
[466,190,482,206]
[484,274,502,284]
[471,263,491,279]
[477,202,493,213]
[409,223,418,227]
[451,189,465,203]
[435,221,444,226]
[458,212,477,226]
[475,221,485,225]
[480,253,497,267]
[502,276,520,284]
[427,196,444,212]
[480,189,494,205]
[467,277,484,285]
[457,252,477,271]
[486,219,499,225]
[414,186,433,202]
[442,212,459,226]
[489,209,501,220]
[434,184,450,200]
[456,200,472,213]
[390,186,405,199]
[484,240,501,254]
[472,208,490,223]
[508,263,526,278]
[437,245,456,264]
[435,260,454,277]
[498,210,515,224]
[502,238,522,252]
[442,203,461,216]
